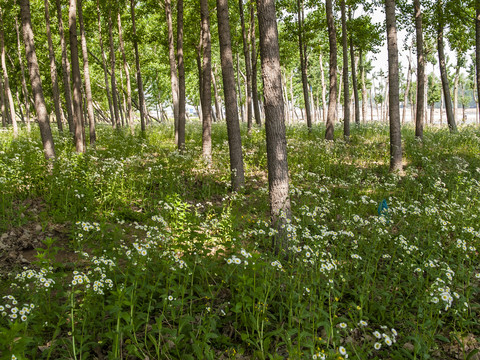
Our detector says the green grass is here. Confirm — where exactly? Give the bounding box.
[0,121,479,359]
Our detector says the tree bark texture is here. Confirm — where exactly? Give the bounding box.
[341,0,350,138]
[217,0,245,191]
[257,0,291,253]
[20,0,55,159]
[385,0,402,172]
[402,47,412,125]
[69,0,85,152]
[201,0,212,161]
[415,0,424,139]
[325,0,337,140]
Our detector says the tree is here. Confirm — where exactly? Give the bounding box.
[297,0,312,130]
[476,0,480,118]
[239,0,253,131]
[436,0,457,132]
[78,0,96,145]
[69,0,86,152]
[19,0,55,159]
[14,3,30,132]
[0,8,18,137]
[96,0,114,126]
[108,8,121,129]
[165,0,179,141]
[200,0,212,161]
[177,0,186,149]
[325,0,337,140]
[43,0,63,132]
[117,11,133,130]
[217,0,245,191]
[340,0,349,138]
[385,0,402,172]
[250,2,262,126]
[257,0,291,253]
[131,0,146,132]
[55,0,74,133]
[414,0,425,139]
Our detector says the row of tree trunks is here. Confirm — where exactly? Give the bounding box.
[0,9,18,137]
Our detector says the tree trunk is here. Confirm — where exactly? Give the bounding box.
[130,0,145,132]
[236,53,244,123]
[402,46,412,124]
[385,0,402,172]
[477,0,480,120]
[359,49,367,123]
[14,10,31,132]
[437,0,456,132]
[341,0,349,138]
[297,0,312,130]
[77,0,95,145]
[348,9,360,126]
[165,0,179,140]
[250,2,261,126]
[0,11,18,137]
[0,77,5,127]
[69,0,85,152]
[239,0,253,131]
[108,9,120,129]
[257,0,291,253]
[414,0,424,139]
[325,0,337,140]
[201,0,212,161]
[55,0,74,133]
[453,60,460,123]
[319,52,327,123]
[42,0,63,132]
[20,0,55,159]
[117,12,133,131]
[96,0,114,127]
[217,0,245,190]
[177,0,186,148]
[211,66,222,122]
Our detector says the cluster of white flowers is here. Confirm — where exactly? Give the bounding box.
[14,267,55,290]
[1,295,35,322]
[373,326,397,350]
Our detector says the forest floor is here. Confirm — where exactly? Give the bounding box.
[1,122,480,360]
